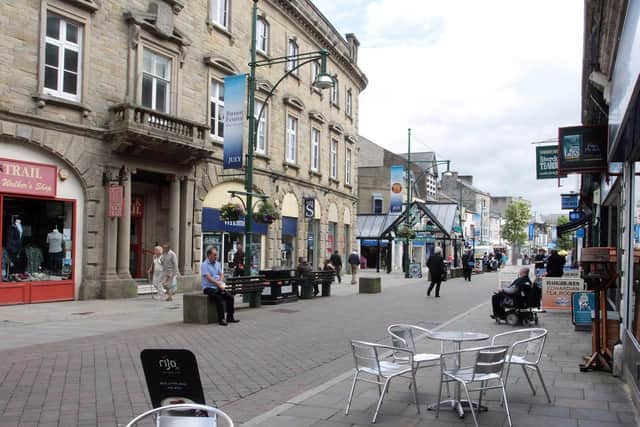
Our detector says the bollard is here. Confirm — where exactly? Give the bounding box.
[359,277,381,294]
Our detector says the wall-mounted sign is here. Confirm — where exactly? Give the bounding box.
[223,74,247,169]
[303,198,315,218]
[536,146,563,179]
[558,125,607,173]
[569,210,585,221]
[108,186,124,218]
[561,194,579,210]
[131,196,144,218]
[140,349,206,409]
[389,165,404,213]
[0,158,57,197]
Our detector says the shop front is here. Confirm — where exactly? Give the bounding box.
[280,193,299,269]
[0,151,83,305]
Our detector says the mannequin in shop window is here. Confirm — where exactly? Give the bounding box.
[6,216,24,274]
[24,238,44,276]
[46,225,64,275]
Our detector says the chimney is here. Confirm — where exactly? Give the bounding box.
[346,33,360,63]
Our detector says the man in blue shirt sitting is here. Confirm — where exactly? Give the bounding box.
[202,247,238,325]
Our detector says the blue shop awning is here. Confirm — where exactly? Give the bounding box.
[202,208,268,234]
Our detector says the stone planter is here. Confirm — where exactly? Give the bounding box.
[359,277,381,294]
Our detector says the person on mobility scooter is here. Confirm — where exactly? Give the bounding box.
[491,267,542,326]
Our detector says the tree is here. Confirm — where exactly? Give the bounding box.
[502,201,531,247]
[556,215,573,250]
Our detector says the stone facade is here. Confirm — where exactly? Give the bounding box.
[0,0,366,301]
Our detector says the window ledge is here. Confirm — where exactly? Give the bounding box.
[345,113,353,122]
[283,161,300,171]
[210,137,224,148]
[331,102,340,110]
[329,177,340,185]
[257,50,270,61]
[255,152,270,162]
[344,183,353,189]
[287,72,301,81]
[206,21,235,43]
[33,93,91,116]
[61,0,100,12]
[309,170,322,178]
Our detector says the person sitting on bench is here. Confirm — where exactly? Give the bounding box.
[491,267,531,319]
[201,247,239,326]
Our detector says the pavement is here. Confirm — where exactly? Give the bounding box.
[0,268,637,427]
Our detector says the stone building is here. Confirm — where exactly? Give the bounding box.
[439,172,491,243]
[0,0,366,304]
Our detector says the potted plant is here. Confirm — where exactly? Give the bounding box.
[220,202,244,221]
[256,200,280,224]
[396,225,416,239]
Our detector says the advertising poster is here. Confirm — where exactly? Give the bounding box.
[542,277,583,310]
[389,165,404,213]
[572,291,595,329]
[223,74,247,169]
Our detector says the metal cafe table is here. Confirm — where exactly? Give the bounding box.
[427,331,490,417]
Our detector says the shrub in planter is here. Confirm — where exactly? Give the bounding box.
[220,202,244,221]
[256,201,280,224]
[396,225,416,239]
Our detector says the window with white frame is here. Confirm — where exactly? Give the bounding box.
[210,80,224,139]
[286,115,297,163]
[345,146,352,185]
[43,12,83,101]
[331,76,339,105]
[256,17,268,53]
[210,0,229,29]
[255,100,267,154]
[287,39,299,73]
[330,139,338,179]
[346,89,353,116]
[311,128,320,172]
[311,61,320,86]
[141,49,171,113]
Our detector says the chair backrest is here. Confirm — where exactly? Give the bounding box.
[472,345,509,381]
[492,328,548,364]
[351,340,382,375]
[388,324,417,354]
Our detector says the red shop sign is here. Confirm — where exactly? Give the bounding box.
[0,158,57,197]
[132,196,144,218]
[108,186,124,217]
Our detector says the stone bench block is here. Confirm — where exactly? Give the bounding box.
[359,277,381,294]
[183,292,218,324]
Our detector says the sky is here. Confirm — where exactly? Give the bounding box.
[313,0,583,214]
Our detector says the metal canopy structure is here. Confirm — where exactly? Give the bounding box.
[380,201,462,239]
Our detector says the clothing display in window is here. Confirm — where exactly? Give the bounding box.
[6,219,23,260]
[1,248,8,280]
[24,244,44,275]
[46,228,64,273]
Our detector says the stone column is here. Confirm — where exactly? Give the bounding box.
[117,168,132,278]
[180,177,194,274]
[169,175,180,260]
[103,188,119,280]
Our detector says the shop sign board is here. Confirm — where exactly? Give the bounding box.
[140,349,205,409]
[223,74,247,169]
[0,158,57,197]
[561,194,579,210]
[536,145,562,179]
[571,291,595,330]
[108,185,124,217]
[569,210,585,221]
[542,277,583,310]
[389,165,404,213]
[303,198,315,218]
[558,125,607,173]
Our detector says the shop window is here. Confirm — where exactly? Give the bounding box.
[344,224,350,256]
[2,197,73,283]
[631,165,640,343]
[328,222,337,257]
[43,12,83,102]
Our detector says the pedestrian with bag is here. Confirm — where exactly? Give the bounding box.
[148,245,165,299]
[426,247,445,297]
[329,250,342,283]
[348,250,360,284]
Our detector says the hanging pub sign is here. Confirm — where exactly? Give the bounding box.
[108,185,124,218]
[561,194,579,210]
[223,74,247,169]
[303,198,315,218]
[535,146,564,179]
[558,125,607,173]
[0,158,57,197]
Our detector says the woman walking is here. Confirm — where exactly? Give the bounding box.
[426,247,445,297]
[148,246,165,299]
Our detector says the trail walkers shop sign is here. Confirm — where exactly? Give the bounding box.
[0,158,57,197]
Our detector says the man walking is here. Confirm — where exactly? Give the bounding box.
[426,247,445,297]
[161,243,178,301]
[348,250,360,284]
[462,249,473,282]
[329,250,342,283]
[201,247,238,326]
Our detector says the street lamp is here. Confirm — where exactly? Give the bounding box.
[240,0,334,275]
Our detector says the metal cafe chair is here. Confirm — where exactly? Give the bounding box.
[125,403,234,427]
[387,324,449,394]
[346,340,420,423]
[490,328,551,403]
[436,345,512,427]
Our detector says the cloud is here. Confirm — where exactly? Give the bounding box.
[314,0,584,214]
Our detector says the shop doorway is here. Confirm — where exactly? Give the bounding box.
[130,216,144,278]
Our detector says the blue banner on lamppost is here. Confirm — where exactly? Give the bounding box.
[389,165,404,213]
[223,74,246,169]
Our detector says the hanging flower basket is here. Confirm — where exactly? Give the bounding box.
[256,201,280,224]
[220,202,244,222]
[396,225,416,239]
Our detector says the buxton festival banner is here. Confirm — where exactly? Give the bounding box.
[223,74,247,169]
[389,165,404,213]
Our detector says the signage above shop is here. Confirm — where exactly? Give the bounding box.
[558,125,607,174]
[561,194,579,210]
[536,145,565,179]
[303,198,315,218]
[132,196,144,218]
[0,158,57,198]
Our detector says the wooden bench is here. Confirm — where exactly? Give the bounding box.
[183,275,265,324]
[299,270,336,299]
